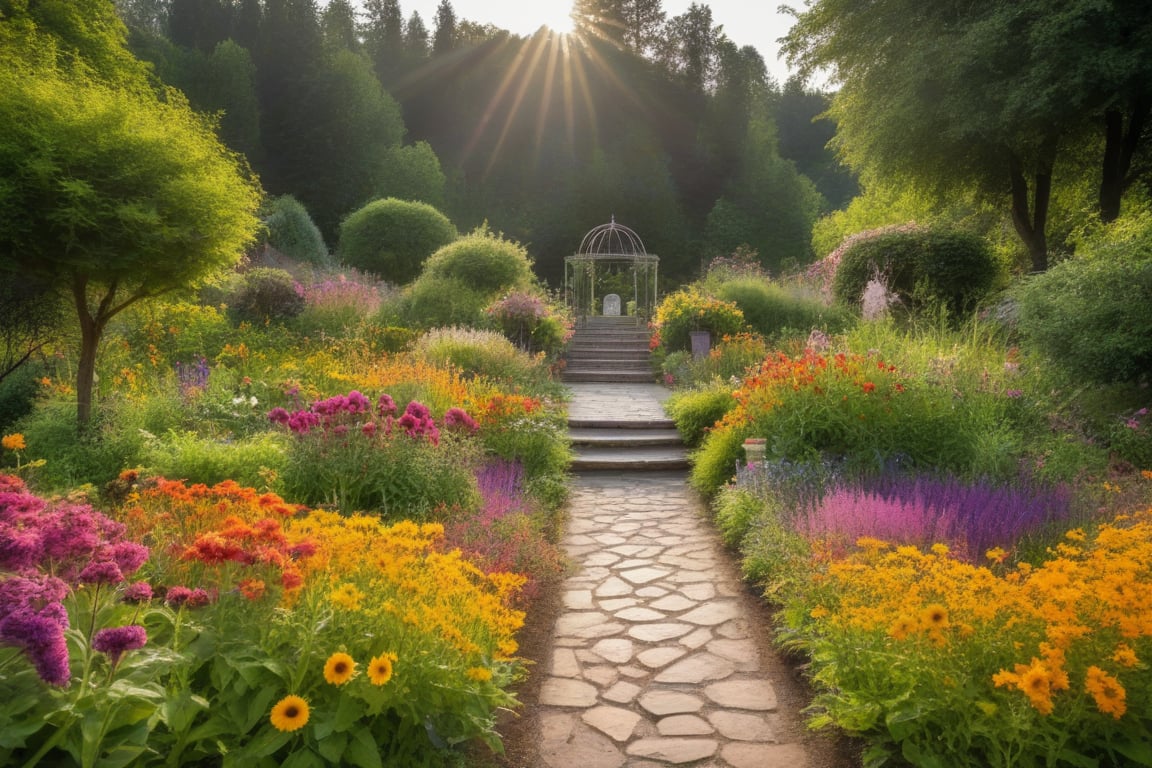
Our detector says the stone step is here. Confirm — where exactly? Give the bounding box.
[568,417,677,430]
[567,335,650,345]
[570,445,690,471]
[565,348,652,360]
[562,370,656,383]
[569,427,683,447]
[580,317,645,326]
[564,359,652,371]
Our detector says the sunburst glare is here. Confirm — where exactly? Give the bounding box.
[538,1,575,35]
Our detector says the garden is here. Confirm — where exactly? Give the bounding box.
[652,224,1152,766]
[0,194,575,767]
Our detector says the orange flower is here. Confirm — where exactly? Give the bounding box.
[1085,666,1126,719]
[1,433,25,452]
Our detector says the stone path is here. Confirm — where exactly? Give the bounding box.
[534,386,813,767]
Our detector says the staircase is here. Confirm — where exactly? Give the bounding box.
[561,316,654,384]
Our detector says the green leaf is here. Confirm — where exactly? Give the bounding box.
[281,747,326,768]
[1055,748,1099,768]
[344,726,384,768]
[161,688,210,734]
[1115,740,1152,767]
[244,687,280,733]
[333,694,366,733]
[315,731,348,762]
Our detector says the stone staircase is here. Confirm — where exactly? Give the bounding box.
[565,383,690,471]
[561,316,654,384]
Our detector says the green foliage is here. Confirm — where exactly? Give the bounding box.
[413,328,545,390]
[833,227,999,316]
[0,360,48,433]
[400,277,490,329]
[420,226,535,296]
[652,288,747,353]
[377,141,448,210]
[1014,245,1152,385]
[714,277,849,338]
[338,198,457,284]
[226,268,306,326]
[664,384,736,447]
[689,425,747,497]
[142,430,287,488]
[262,195,330,267]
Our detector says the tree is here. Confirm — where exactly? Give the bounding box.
[168,0,232,53]
[432,0,456,56]
[362,0,404,83]
[405,11,429,62]
[620,0,665,56]
[782,0,1152,270]
[321,0,358,52]
[0,279,62,386]
[572,0,625,46]
[657,3,723,93]
[0,63,261,429]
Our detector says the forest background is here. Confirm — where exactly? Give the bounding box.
[112,0,857,286]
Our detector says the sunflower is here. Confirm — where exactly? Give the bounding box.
[368,652,397,686]
[324,652,357,685]
[270,694,310,732]
[888,615,918,641]
[1085,666,1127,719]
[919,603,950,630]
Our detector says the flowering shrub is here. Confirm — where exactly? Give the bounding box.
[651,288,747,354]
[485,290,573,357]
[414,326,546,389]
[691,349,990,495]
[270,389,481,516]
[294,271,386,338]
[1111,406,1152,470]
[1,477,528,766]
[787,508,1152,766]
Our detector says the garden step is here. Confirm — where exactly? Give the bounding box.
[562,370,656,383]
[564,348,652,360]
[564,359,652,370]
[568,416,676,430]
[569,427,683,447]
[570,445,690,471]
[580,317,645,327]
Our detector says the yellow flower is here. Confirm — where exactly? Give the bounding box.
[809,605,830,619]
[985,547,1008,563]
[1065,528,1087,542]
[323,652,357,685]
[1018,661,1054,715]
[975,701,998,716]
[368,652,397,686]
[920,603,950,631]
[330,583,364,612]
[270,695,310,732]
[466,667,493,682]
[1,433,25,452]
[1112,644,1139,668]
[888,615,918,641]
[1085,666,1126,719]
[930,543,950,556]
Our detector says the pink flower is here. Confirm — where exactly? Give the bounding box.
[122,581,153,603]
[78,560,124,585]
[444,408,478,434]
[378,394,397,416]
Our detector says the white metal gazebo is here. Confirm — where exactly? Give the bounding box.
[564,217,659,325]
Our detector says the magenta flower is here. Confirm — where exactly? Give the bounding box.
[268,407,290,425]
[0,611,71,686]
[378,394,397,416]
[92,625,147,665]
[346,390,371,413]
[166,586,211,608]
[444,407,479,434]
[362,421,377,437]
[109,541,149,576]
[78,560,124,585]
[122,581,153,603]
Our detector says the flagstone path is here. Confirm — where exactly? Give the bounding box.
[532,384,820,768]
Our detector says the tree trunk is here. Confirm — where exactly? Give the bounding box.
[1100,101,1149,223]
[1008,140,1057,272]
[71,276,115,433]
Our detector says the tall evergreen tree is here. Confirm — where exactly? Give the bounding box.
[405,11,429,61]
[432,0,456,56]
[572,0,625,46]
[657,3,722,93]
[620,0,664,55]
[321,0,358,52]
[362,0,404,83]
[168,0,230,52]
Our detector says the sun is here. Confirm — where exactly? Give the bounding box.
[539,1,575,35]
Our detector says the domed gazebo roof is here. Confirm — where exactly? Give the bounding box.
[578,216,649,258]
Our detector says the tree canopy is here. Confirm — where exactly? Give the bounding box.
[0,56,261,427]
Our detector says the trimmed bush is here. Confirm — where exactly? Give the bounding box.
[226,267,304,325]
[421,225,535,295]
[832,226,998,316]
[715,278,849,338]
[262,195,330,266]
[337,198,457,284]
[1015,250,1152,385]
[414,327,542,387]
[401,276,491,329]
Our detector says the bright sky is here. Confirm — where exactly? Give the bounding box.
[376,1,802,85]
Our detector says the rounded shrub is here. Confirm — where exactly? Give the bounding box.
[665,383,737,447]
[1015,249,1152,385]
[337,198,457,284]
[832,226,998,316]
[652,288,747,353]
[400,276,490,329]
[262,195,330,266]
[413,327,542,387]
[715,278,849,337]
[421,225,535,295]
[226,267,305,325]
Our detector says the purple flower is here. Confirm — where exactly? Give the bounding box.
[378,394,397,416]
[0,523,43,573]
[78,560,124,585]
[346,390,371,413]
[92,625,147,665]
[404,401,431,421]
[268,407,290,425]
[122,581,153,603]
[109,542,149,576]
[0,611,71,686]
[165,586,211,608]
[1005,389,1023,399]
